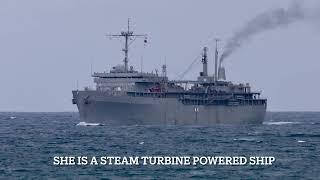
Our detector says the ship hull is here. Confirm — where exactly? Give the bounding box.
[73,91,266,125]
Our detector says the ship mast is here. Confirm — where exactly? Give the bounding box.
[106,18,147,72]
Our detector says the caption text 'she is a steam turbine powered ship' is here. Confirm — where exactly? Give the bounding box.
[72,21,267,125]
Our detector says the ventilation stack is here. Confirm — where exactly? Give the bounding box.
[201,47,208,77]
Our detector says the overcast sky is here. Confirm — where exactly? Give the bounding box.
[0,0,319,112]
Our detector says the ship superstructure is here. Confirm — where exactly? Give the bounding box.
[72,20,267,125]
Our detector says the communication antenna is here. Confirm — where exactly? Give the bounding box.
[106,18,148,72]
[90,60,93,76]
[76,80,79,91]
[140,56,143,73]
[162,56,167,77]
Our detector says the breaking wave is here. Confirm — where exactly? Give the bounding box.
[297,140,306,143]
[263,121,301,125]
[76,122,102,126]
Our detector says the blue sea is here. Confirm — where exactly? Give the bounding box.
[0,112,319,179]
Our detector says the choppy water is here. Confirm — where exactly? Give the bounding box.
[0,112,319,179]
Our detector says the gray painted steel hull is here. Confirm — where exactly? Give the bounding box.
[74,91,266,125]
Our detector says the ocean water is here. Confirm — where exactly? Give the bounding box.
[0,112,319,179]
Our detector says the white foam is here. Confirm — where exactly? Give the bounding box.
[297,140,306,143]
[263,121,300,125]
[76,122,102,126]
[9,116,16,120]
[139,141,144,145]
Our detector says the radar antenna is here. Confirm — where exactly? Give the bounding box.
[106,18,147,72]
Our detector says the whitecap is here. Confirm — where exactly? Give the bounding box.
[9,116,16,120]
[76,122,102,126]
[139,141,144,145]
[263,121,300,125]
[297,140,306,143]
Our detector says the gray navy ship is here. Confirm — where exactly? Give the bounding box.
[72,20,267,125]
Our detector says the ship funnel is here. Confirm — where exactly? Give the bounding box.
[214,39,220,82]
[201,47,208,76]
[218,52,226,81]
[218,66,226,81]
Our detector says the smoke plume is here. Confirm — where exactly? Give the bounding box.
[220,2,306,63]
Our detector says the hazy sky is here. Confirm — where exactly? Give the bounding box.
[0,0,319,112]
